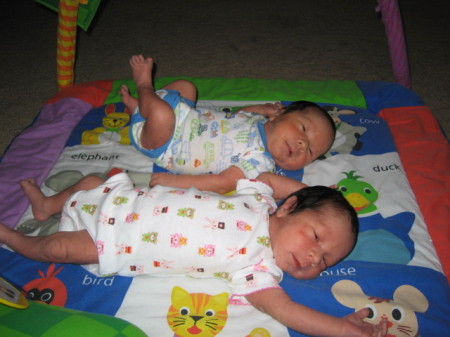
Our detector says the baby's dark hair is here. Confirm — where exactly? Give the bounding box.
[282,100,336,138]
[279,185,359,235]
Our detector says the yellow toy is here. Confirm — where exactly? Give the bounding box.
[56,0,82,89]
[36,0,102,89]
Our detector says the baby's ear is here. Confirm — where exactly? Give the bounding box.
[276,195,298,217]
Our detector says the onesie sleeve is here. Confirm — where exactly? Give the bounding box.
[227,258,283,305]
[234,153,276,180]
[235,179,277,214]
[233,118,277,180]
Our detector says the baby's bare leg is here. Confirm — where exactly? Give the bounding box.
[123,55,176,150]
[0,223,98,264]
[20,175,105,222]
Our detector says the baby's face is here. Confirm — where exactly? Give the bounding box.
[270,205,355,280]
[264,108,334,170]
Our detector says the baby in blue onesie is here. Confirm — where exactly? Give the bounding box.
[130,88,277,178]
[120,55,337,200]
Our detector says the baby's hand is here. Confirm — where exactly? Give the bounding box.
[237,102,283,117]
[342,308,388,337]
[149,172,175,187]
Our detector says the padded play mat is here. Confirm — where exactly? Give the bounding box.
[0,77,449,336]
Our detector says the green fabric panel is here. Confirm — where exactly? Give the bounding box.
[42,315,120,337]
[0,301,147,337]
[0,302,71,335]
[35,0,102,31]
[155,77,367,107]
[121,325,148,337]
[107,78,366,108]
[0,326,30,337]
[105,79,136,105]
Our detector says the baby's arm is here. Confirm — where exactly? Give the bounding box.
[246,288,387,337]
[256,172,307,201]
[150,166,245,194]
[235,102,283,117]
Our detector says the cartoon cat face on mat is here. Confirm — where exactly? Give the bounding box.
[167,286,229,337]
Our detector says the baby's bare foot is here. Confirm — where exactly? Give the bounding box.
[129,55,154,89]
[120,85,138,112]
[20,178,52,222]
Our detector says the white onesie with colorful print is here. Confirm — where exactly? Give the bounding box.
[129,89,276,179]
[59,173,283,298]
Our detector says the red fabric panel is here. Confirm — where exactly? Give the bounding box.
[45,80,113,107]
[380,106,450,280]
